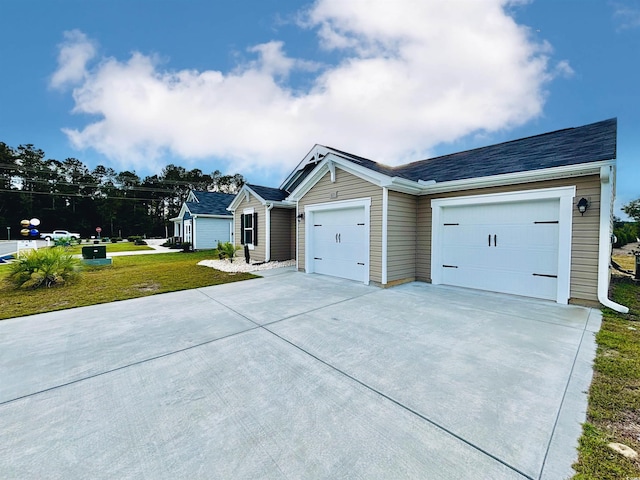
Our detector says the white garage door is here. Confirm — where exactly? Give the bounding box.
[438,198,560,300]
[310,207,367,282]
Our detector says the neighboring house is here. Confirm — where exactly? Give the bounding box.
[227,184,295,263]
[229,118,626,311]
[170,190,235,250]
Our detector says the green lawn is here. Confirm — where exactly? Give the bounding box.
[0,250,256,320]
[572,274,640,479]
[65,241,153,255]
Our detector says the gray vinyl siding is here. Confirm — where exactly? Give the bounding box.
[193,217,232,250]
[416,175,602,302]
[270,207,294,261]
[298,168,383,284]
[233,194,266,263]
[387,191,417,283]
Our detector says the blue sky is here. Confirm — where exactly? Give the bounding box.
[1,0,638,217]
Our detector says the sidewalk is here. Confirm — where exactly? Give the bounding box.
[107,240,175,257]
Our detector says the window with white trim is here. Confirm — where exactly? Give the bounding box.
[241,208,257,247]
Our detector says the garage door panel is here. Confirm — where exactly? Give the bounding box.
[310,206,367,283]
[443,266,557,299]
[436,198,560,301]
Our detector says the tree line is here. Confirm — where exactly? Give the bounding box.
[0,142,245,239]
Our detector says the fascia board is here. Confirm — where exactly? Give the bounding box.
[279,144,329,190]
[288,154,394,200]
[177,203,189,218]
[226,188,247,211]
[243,185,268,205]
[266,201,296,208]
[382,177,423,195]
[190,214,233,219]
[227,185,267,211]
[419,160,615,195]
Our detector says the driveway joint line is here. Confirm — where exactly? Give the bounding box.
[0,324,260,407]
[262,325,535,480]
[197,287,378,329]
[537,307,592,479]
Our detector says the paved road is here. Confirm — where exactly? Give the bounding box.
[0,270,600,479]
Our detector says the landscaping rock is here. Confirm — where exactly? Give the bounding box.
[198,259,295,273]
[607,442,639,460]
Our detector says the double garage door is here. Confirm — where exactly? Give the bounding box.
[309,206,368,283]
[436,198,561,301]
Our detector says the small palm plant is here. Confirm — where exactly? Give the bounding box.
[8,247,82,289]
[213,241,241,263]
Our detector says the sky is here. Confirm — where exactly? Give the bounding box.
[1,0,639,218]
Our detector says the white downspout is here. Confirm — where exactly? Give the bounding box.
[296,200,299,271]
[265,203,274,262]
[597,165,629,313]
[382,187,388,285]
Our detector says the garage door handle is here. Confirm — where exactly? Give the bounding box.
[335,233,338,243]
[494,234,497,247]
[338,233,341,243]
[488,234,491,247]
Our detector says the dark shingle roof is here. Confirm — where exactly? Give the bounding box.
[326,118,617,184]
[186,191,235,216]
[247,184,289,202]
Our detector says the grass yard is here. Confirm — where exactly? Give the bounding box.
[572,264,640,479]
[0,250,256,320]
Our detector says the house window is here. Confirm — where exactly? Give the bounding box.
[241,209,258,246]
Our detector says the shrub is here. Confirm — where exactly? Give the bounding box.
[182,241,192,252]
[213,241,241,262]
[54,236,74,247]
[7,247,82,289]
[127,235,142,243]
[134,239,147,245]
[614,223,639,248]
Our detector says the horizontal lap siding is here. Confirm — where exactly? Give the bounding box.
[298,168,383,283]
[387,191,417,282]
[416,175,601,302]
[270,208,294,261]
[233,194,266,263]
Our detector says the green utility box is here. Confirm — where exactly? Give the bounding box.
[82,245,107,259]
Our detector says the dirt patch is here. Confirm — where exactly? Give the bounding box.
[135,282,161,293]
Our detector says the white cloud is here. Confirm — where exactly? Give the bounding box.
[52,0,562,176]
[612,1,640,30]
[50,30,96,89]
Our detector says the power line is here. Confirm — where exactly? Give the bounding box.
[0,188,163,202]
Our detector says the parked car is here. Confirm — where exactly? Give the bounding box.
[40,230,81,241]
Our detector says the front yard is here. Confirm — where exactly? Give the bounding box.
[0,250,256,320]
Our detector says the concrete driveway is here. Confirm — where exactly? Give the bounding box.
[0,269,599,479]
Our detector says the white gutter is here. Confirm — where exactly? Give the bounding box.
[265,203,274,262]
[597,165,629,313]
[421,160,615,195]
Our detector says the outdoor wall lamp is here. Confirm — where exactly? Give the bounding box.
[297,212,305,222]
[576,197,590,215]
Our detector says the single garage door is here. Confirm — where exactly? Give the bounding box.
[438,198,560,300]
[310,207,367,282]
